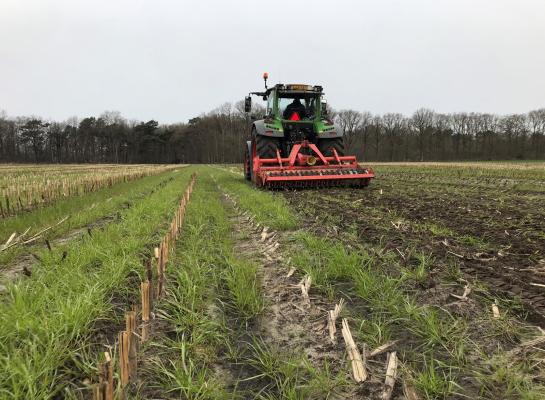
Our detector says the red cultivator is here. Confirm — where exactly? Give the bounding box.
[251,140,374,189]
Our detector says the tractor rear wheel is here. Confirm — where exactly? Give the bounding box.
[255,135,280,159]
[318,137,345,157]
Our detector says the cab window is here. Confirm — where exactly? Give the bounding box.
[267,96,274,115]
[278,95,318,120]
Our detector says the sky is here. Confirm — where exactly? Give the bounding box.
[0,0,544,124]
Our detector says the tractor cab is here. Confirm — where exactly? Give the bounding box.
[248,82,328,122]
[273,85,324,122]
[246,80,334,153]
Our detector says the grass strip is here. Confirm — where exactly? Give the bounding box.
[0,170,182,267]
[211,166,297,231]
[241,337,349,400]
[138,172,263,399]
[0,168,193,399]
[153,172,343,399]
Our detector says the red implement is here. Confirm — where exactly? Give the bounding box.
[252,140,374,188]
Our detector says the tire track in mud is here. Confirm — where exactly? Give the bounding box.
[283,187,545,324]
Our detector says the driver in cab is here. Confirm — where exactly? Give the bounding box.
[283,98,306,120]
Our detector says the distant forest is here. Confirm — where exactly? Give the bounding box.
[1,103,544,164]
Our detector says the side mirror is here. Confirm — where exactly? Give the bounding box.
[244,96,252,113]
[322,101,328,116]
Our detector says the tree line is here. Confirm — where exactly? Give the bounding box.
[1,104,544,164]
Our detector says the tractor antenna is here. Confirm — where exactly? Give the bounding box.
[263,72,269,89]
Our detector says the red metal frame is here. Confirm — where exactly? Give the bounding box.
[252,140,375,188]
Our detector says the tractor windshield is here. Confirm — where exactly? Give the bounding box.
[278,93,319,121]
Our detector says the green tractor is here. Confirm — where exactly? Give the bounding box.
[243,73,374,188]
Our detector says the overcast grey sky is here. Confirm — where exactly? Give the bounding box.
[1,0,544,123]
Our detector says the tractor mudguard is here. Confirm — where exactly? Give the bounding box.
[316,122,344,139]
[253,120,284,138]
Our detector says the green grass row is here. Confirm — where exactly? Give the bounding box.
[210,167,296,231]
[0,168,193,399]
[135,173,263,398]
[137,172,345,399]
[0,169,182,267]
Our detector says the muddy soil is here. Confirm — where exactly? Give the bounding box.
[283,177,545,323]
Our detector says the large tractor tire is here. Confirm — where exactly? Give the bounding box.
[318,137,345,157]
[256,134,280,158]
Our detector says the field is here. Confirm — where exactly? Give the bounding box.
[0,164,180,218]
[1,162,544,399]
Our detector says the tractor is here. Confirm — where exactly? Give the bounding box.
[243,73,374,188]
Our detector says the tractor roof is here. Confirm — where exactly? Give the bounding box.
[275,84,323,93]
[250,84,323,98]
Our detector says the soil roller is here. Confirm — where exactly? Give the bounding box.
[243,74,374,189]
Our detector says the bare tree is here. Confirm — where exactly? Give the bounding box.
[335,110,362,152]
[432,113,452,159]
[1,104,544,164]
[411,108,434,161]
[371,115,383,158]
[471,113,497,158]
[451,112,469,158]
[500,114,528,158]
[382,113,404,161]
[358,111,373,159]
[528,109,545,159]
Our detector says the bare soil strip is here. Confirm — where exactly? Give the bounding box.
[284,184,545,323]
